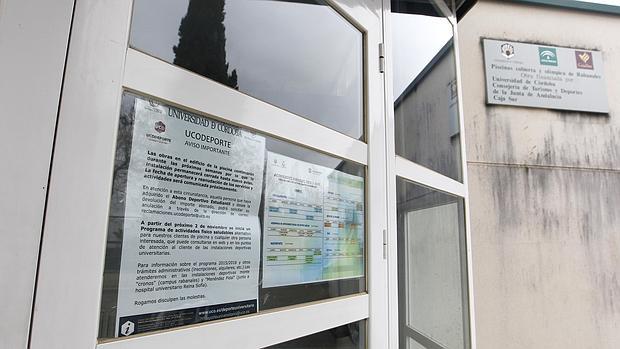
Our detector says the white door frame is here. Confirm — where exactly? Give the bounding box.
[381,0,477,348]
[29,0,388,348]
[0,0,74,348]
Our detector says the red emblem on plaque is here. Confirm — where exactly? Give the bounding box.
[154,121,166,133]
[575,51,593,70]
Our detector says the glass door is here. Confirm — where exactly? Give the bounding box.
[30,0,388,348]
[383,1,476,348]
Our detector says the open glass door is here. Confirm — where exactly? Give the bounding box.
[383,0,476,348]
[30,0,388,348]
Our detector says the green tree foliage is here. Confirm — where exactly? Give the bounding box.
[173,0,238,89]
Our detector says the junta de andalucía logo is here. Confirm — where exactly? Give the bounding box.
[538,47,558,66]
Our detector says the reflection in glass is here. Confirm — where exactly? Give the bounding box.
[266,320,365,348]
[173,0,238,89]
[392,0,462,181]
[98,92,366,339]
[396,178,469,349]
[261,137,366,311]
[407,337,426,349]
[130,0,363,139]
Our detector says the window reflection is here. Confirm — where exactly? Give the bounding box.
[396,178,469,349]
[173,1,239,89]
[392,0,462,181]
[130,0,363,139]
[266,320,365,348]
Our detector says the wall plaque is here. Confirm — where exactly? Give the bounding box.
[483,39,609,113]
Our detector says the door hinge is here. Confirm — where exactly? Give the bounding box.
[382,229,388,259]
[379,43,385,73]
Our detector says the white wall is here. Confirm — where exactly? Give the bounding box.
[0,0,73,347]
[459,1,620,348]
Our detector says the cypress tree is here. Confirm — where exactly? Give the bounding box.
[173,0,238,89]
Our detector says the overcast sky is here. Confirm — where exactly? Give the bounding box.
[391,13,453,100]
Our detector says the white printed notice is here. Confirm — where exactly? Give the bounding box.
[115,96,265,337]
[262,152,364,288]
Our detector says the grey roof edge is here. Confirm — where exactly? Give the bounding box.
[457,0,478,20]
[505,0,620,16]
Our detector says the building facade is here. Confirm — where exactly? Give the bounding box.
[459,2,620,348]
[0,0,618,348]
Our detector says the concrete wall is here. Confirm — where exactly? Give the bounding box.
[459,1,620,348]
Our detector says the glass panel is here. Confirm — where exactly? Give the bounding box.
[266,320,366,348]
[130,0,363,140]
[99,92,366,339]
[396,177,469,349]
[407,337,426,349]
[391,0,462,181]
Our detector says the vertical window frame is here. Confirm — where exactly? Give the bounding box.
[382,0,476,348]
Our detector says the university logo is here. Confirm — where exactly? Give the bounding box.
[154,121,166,133]
[538,47,558,66]
[145,99,164,114]
[575,50,593,69]
[146,120,171,144]
[501,43,515,59]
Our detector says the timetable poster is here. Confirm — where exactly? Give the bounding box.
[115,97,265,337]
[262,152,365,288]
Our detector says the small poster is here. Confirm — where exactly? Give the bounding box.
[262,152,365,288]
[115,96,265,336]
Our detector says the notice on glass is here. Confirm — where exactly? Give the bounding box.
[262,152,364,288]
[115,97,265,337]
[483,39,609,113]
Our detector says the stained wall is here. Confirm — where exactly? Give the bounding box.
[459,1,620,348]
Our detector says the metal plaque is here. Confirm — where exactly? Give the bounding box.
[483,39,609,113]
